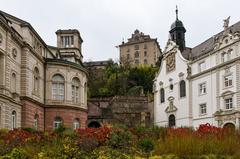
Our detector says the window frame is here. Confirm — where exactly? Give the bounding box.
[199,103,207,115]
[52,74,65,101]
[198,61,206,72]
[160,88,165,103]
[224,74,233,88]
[225,98,233,110]
[179,80,186,98]
[199,82,207,95]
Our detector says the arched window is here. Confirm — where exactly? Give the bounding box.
[12,111,16,129]
[53,116,62,129]
[33,67,40,94]
[72,77,80,103]
[73,118,80,129]
[11,73,16,92]
[168,114,175,127]
[160,88,165,103]
[52,74,65,100]
[179,80,186,98]
[34,114,39,130]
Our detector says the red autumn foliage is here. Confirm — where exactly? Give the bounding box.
[3,129,44,146]
[76,126,111,144]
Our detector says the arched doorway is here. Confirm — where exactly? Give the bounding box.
[223,123,235,130]
[88,121,101,128]
[168,114,176,127]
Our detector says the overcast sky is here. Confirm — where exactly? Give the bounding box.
[1,0,240,62]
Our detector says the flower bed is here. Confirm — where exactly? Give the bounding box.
[0,123,240,158]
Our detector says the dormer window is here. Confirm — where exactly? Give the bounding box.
[61,36,74,47]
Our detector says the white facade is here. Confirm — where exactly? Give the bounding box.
[154,21,240,129]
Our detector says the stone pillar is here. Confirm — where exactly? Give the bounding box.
[236,117,240,129]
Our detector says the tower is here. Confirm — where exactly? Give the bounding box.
[56,29,83,63]
[169,6,186,52]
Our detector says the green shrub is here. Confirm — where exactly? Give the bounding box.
[107,129,132,149]
[138,138,154,153]
[7,148,29,159]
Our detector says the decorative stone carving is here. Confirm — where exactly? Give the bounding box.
[166,53,175,72]
[223,16,230,31]
[165,96,177,113]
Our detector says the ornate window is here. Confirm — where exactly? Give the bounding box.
[73,118,80,129]
[52,74,65,100]
[72,77,80,103]
[34,114,39,130]
[12,111,16,129]
[199,82,206,95]
[11,73,16,93]
[160,88,165,103]
[144,51,147,57]
[12,48,17,59]
[53,116,62,129]
[168,114,175,127]
[33,67,40,94]
[61,36,74,47]
[225,98,233,110]
[179,80,186,97]
[199,103,207,115]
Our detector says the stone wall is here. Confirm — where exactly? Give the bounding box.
[88,96,153,127]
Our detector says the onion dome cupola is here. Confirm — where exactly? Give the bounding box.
[169,6,186,52]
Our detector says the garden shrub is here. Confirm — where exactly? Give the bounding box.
[7,148,29,159]
[137,138,154,153]
[107,129,132,149]
[78,137,99,152]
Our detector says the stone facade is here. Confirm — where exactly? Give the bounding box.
[0,11,88,131]
[119,30,161,67]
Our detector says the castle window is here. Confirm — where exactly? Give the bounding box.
[127,54,130,59]
[73,118,80,129]
[144,51,147,57]
[53,116,62,129]
[72,77,80,103]
[12,111,16,129]
[11,73,16,93]
[179,80,186,98]
[160,88,165,103]
[224,75,232,87]
[52,74,65,100]
[135,59,139,65]
[34,114,39,130]
[225,98,233,110]
[135,51,139,58]
[199,103,207,115]
[33,67,40,94]
[135,45,139,50]
[144,59,147,64]
[144,44,147,49]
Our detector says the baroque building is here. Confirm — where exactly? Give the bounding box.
[154,8,240,129]
[118,30,161,67]
[0,10,88,131]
